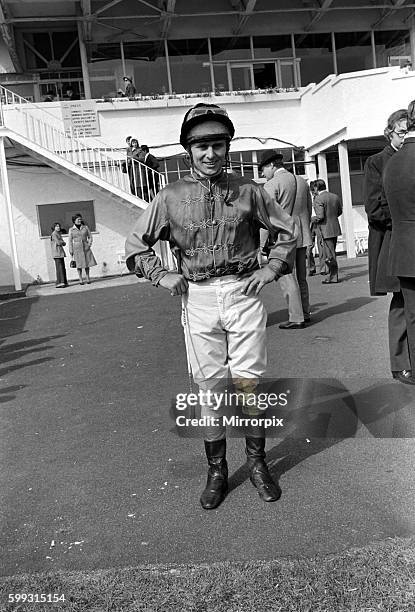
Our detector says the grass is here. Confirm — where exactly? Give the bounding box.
[0,537,414,612]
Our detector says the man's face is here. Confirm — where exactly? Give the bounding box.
[261,163,275,181]
[188,121,229,177]
[390,118,407,149]
[190,139,227,177]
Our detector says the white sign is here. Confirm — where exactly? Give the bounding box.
[62,100,101,137]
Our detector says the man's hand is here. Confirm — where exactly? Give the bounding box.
[240,266,276,296]
[159,272,189,296]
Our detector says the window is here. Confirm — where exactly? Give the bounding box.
[252,35,292,59]
[168,39,210,93]
[334,32,372,74]
[374,30,410,68]
[88,41,169,97]
[37,201,95,238]
[23,31,81,71]
[294,33,333,86]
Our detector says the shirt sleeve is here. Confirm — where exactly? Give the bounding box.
[125,192,171,285]
[255,185,297,278]
[86,226,93,245]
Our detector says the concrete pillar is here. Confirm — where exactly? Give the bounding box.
[120,41,126,77]
[207,38,215,92]
[317,152,328,185]
[410,18,415,69]
[331,32,338,75]
[370,30,377,69]
[304,152,317,181]
[337,141,355,258]
[0,137,21,290]
[77,22,91,99]
[164,39,173,94]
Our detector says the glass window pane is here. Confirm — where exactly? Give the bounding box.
[280,64,295,88]
[253,63,276,89]
[253,35,292,59]
[335,32,372,74]
[88,41,168,97]
[374,30,410,67]
[231,65,252,90]
[294,33,333,86]
[124,41,168,95]
[168,39,210,94]
[211,37,251,61]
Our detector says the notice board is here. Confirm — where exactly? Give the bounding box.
[61,100,101,137]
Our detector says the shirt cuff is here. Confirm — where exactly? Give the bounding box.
[267,260,288,279]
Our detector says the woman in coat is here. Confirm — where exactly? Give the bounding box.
[50,222,68,288]
[127,138,142,196]
[68,214,97,285]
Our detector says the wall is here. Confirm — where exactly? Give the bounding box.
[0,165,140,286]
[301,67,415,151]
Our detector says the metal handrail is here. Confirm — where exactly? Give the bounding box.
[0,85,167,203]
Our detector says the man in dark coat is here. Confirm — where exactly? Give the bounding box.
[383,100,415,383]
[140,145,161,199]
[313,179,342,283]
[364,108,413,384]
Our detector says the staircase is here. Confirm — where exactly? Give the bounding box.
[0,86,167,211]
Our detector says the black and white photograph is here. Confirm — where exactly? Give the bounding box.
[0,1,415,610]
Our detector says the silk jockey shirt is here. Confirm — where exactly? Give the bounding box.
[125,171,297,284]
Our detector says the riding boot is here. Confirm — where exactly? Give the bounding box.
[324,258,339,283]
[200,439,228,510]
[245,436,281,502]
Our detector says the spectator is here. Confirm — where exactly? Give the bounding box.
[50,223,68,288]
[313,179,343,284]
[64,86,80,101]
[121,76,136,98]
[127,138,141,195]
[68,214,97,285]
[140,144,161,199]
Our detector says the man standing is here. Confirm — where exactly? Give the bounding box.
[125,104,296,510]
[139,145,161,199]
[259,150,312,329]
[313,179,342,284]
[366,109,414,384]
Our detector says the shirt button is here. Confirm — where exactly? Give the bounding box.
[212,220,217,226]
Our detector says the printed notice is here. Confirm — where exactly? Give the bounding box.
[62,100,101,137]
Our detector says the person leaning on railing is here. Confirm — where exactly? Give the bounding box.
[139,145,160,200]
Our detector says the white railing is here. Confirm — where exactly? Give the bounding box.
[0,85,166,204]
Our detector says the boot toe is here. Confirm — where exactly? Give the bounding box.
[200,479,228,509]
[250,469,282,502]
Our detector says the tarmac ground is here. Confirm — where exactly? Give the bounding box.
[1,256,414,576]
